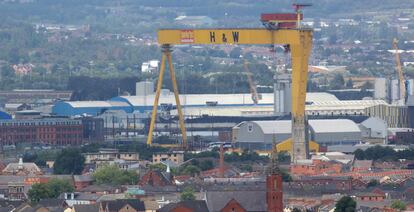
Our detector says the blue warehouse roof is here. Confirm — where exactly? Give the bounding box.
[52,101,133,116]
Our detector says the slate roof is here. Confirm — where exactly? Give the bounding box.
[205,190,266,212]
[38,199,66,207]
[73,204,99,212]
[158,200,209,212]
[100,199,145,211]
[3,162,42,174]
[57,192,101,201]
[79,184,119,193]
[353,160,373,168]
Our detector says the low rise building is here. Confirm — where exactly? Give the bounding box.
[152,152,184,165]
[0,118,83,146]
[291,159,343,176]
[73,175,93,191]
[84,148,139,165]
[2,158,42,176]
[356,192,386,202]
[286,176,353,194]
[352,160,373,172]
[139,170,173,187]
[233,119,362,150]
[158,200,208,212]
[83,148,139,171]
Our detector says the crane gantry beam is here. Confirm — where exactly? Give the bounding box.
[148,28,313,162]
[158,28,309,45]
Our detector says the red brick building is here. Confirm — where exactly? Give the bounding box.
[139,170,173,187]
[0,118,83,145]
[158,200,209,212]
[291,159,343,176]
[356,192,386,202]
[73,175,93,191]
[220,199,247,212]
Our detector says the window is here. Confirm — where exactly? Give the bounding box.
[247,123,253,133]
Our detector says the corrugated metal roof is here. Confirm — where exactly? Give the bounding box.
[245,119,360,134]
[67,101,130,108]
[309,119,360,133]
[252,120,291,134]
[115,92,339,106]
[173,99,386,117]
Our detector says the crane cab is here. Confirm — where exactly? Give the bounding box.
[261,13,302,29]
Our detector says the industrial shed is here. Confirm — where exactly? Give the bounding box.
[52,101,133,116]
[233,120,291,149]
[111,92,339,113]
[308,119,362,146]
[233,119,361,150]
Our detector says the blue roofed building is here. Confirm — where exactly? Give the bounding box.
[52,101,133,116]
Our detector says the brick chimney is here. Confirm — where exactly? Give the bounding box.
[219,144,225,178]
[266,174,283,212]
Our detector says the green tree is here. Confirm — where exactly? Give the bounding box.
[354,149,365,160]
[93,164,138,185]
[149,163,167,172]
[281,170,293,182]
[330,73,345,89]
[335,196,356,212]
[181,165,201,177]
[180,187,196,201]
[53,148,85,174]
[391,200,406,211]
[47,178,74,198]
[27,179,74,203]
[240,164,253,172]
[277,151,291,163]
[199,160,214,171]
[28,183,51,203]
[367,179,379,187]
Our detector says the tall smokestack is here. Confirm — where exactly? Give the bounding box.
[219,144,225,178]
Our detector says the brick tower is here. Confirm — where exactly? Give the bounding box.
[266,138,283,212]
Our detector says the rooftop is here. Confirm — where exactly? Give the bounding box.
[66,101,130,108]
[114,92,339,107]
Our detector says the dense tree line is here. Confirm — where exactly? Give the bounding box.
[23,151,58,167]
[68,76,141,100]
[92,165,138,185]
[354,146,414,161]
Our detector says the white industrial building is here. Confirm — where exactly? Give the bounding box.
[359,117,388,140]
[141,60,159,73]
[374,77,414,104]
[374,78,388,100]
[232,119,362,149]
[308,119,361,146]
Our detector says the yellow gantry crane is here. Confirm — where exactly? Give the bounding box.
[147,7,313,162]
[392,38,406,102]
[243,60,261,104]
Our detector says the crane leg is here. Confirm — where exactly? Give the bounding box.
[290,31,312,163]
[146,47,168,146]
[166,48,187,148]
